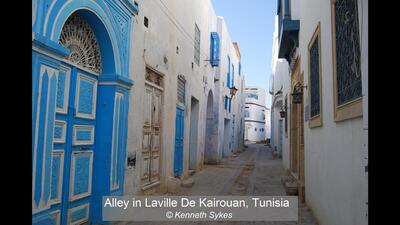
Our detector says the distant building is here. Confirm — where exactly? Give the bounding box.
[244,87,268,142]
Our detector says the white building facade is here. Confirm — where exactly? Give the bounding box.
[124,0,245,195]
[270,1,368,225]
[270,15,291,161]
[244,87,268,142]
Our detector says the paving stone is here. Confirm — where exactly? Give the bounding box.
[119,143,318,225]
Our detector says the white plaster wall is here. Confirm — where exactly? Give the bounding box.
[270,15,290,169]
[245,87,266,106]
[297,0,368,224]
[244,87,267,142]
[125,0,245,194]
[125,0,218,193]
[215,16,244,158]
[244,122,265,142]
[359,1,368,223]
[265,108,271,139]
[245,104,266,122]
[271,16,290,169]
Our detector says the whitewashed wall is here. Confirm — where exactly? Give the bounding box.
[125,0,218,193]
[244,87,267,142]
[297,0,368,225]
[125,0,245,194]
[265,108,271,139]
[270,15,290,168]
[215,16,245,159]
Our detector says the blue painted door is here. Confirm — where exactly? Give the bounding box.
[174,107,184,177]
[54,66,98,225]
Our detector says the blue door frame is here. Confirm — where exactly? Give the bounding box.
[174,107,185,177]
[32,1,138,223]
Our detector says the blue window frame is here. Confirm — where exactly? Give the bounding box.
[239,61,241,76]
[210,32,220,67]
[227,56,231,88]
[232,64,235,87]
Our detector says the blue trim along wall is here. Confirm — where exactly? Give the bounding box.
[32,1,138,224]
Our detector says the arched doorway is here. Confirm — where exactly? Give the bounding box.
[56,11,119,225]
[32,6,134,223]
[204,91,217,164]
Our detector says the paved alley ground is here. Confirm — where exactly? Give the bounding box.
[117,143,318,225]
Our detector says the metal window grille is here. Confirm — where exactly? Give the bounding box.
[310,36,320,117]
[334,0,362,105]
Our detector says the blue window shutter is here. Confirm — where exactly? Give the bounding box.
[210,33,213,65]
[228,98,232,112]
[210,32,220,67]
[232,64,235,87]
[216,34,220,65]
[227,56,231,88]
[239,62,241,76]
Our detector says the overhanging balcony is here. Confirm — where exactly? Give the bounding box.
[278,18,299,64]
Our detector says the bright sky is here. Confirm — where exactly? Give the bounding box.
[211,0,276,107]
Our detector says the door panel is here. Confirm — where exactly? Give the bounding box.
[143,86,153,126]
[174,108,184,176]
[69,151,93,201]
[153,89,162,126]
[75,73,97,119]
[56,68,97,225]
[142,84,163,188]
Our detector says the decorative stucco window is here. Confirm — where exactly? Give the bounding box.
[331,0,362,121]
[194,23,201,66]
[308,23,322,128]
[59,13,102,74]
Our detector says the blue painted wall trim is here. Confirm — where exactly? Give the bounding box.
[121,0,139,15]
[36,0,139,78]
[99,74,134,88]
[32,33,70,58]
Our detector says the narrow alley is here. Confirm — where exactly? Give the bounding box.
[118,143,318,225]
[32,0,368,224]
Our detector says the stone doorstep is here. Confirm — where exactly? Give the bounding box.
[181,177,195,188]
[284,181,298,196]
[281,174,299,196]
[167,176,181,194]
[188,169,196,176]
